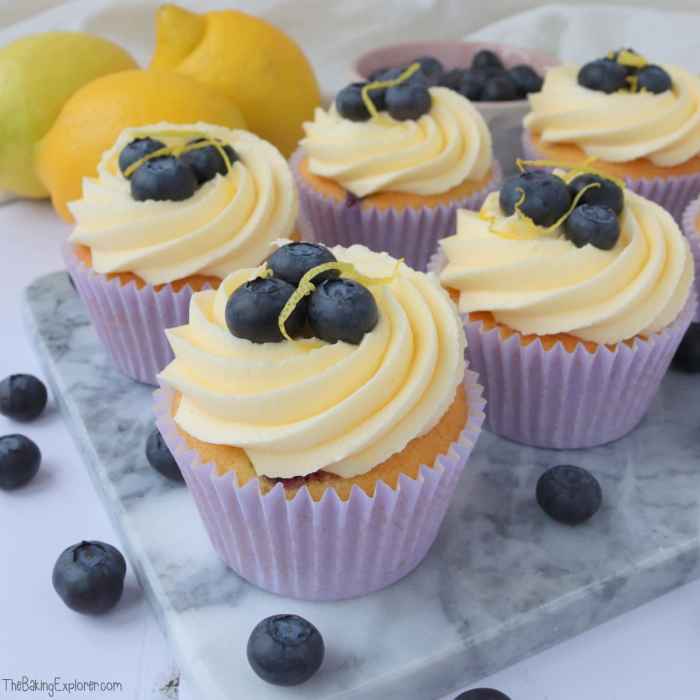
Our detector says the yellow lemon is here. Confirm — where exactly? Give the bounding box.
[37,69,246,221]
[150,4,320,157]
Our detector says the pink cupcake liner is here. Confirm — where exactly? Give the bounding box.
[153,371,485,601]
[681,196,700,322]
[64,243,213,386]
[429,250,696,449]
[521,130,700,224]
[290,149,502,271]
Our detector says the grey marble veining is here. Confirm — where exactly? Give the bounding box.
[24,271,700,700]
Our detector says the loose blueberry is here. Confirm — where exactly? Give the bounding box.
[565,204,620,250]
[0,434,41,490]
[471,49,504,72]
[131,156,197,202]
[336,83,371,121]
[499,171,572,227]
[226,277,307,344]
[438,68,464,92]
[386,82,432,120]
[672,323,700,373]
[267,242,338,286]
[308,278,378,345]
[0,374,48,421]
[52,541,127,615]
[457,69,487,101]
[118,137,165,177]
[180,138,238,184]
[508,64,543,96]
[455,690,511,700]
[637,64,672,94]
[413,55,444,85]
[536,465,602,525]
[481,74,519,101]
[568,173,624,215]
[578,59,628,93]
[146,428,183,482]
[247,614,324,687]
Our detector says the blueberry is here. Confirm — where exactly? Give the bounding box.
[578,59,628,93]
[180,138,238,184]
[52,541,127,615]
[481,74,519,101]
[438,68,464,92]
[507,64,543,96]
[267,242,338,286]
[118,137,165,177]
[569,174,624,215]
[565,204,620,250]
[471,49,504,71]
[609,48,640,76]
[226,277,307,343]
[672,323,700,373]
[247,614,324,687]
[457,69,487,101]
[413,55,444,85]
[146,428,183,482]
[131,156,197,202]
[455,690,511,700]
[0,434,41,490]
[336,82,371,121]
[386,82,432,120]
[308,278,378,345]
[0,374,48,421]
[536,465,602,525]
[637,64,672,94]
[499,171,572,227]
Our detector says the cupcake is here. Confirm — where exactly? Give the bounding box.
[66,122,298,385]
[682,195,700,320]
[433,163,695,449]
[292,63,502,271]
[523,49,700,222]
[155,241,484,600]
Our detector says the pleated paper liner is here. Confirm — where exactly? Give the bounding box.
[291,149,502,271]
[681,196,700,321]
[154,371,485,602]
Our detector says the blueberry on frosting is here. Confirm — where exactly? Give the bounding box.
[578,58,628,94]
[499,171,572,227]
[578,49,672,94]
[335,82,373,122]
[267,242,338,286]
[385,82,432,121]
[565,204,621,250]
[130,155,198,202]
[180,138,238,184]
[637,64,672,94]
[118,137,165,177]
[568,173,624,215]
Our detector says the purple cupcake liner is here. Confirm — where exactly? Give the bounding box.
[521,130,700,224]
[64,243,213,386]
[429,250,696,449]
[290,149,502,271]
[681,196,700,322]
[153,371,485,601]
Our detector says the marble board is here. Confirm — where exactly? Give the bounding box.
[24,270,700,700]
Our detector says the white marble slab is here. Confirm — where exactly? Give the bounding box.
[24,270,700,700]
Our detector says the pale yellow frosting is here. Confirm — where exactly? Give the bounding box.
[524,64,700,166]
[440,190,694,344]
[69,122,297,285]
[300,87,493,197]
[159,244,466,480]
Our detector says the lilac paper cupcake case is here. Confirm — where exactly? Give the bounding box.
[153,372,485,602]
[521,130,700,224]
[291,149,502,271]
[681,196,700,321]
[64,243,209,386]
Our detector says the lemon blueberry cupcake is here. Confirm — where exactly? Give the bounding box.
[523,50,700,222]
[155,241,484,600]
[292,64,502,271]
[432,163,695,448]
[65,122,298,385]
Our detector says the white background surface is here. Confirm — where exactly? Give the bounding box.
[1,2,700,699]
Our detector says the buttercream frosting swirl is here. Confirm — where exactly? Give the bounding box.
[69,122,297,285]
[301,87,493,197]
[440,190,693,344]
[525,65,700,166]
[160,244,466,480]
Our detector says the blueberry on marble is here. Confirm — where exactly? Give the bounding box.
[0,374,48,421]
[226,277,307,343]
[336,82,372,121]
[118,137,165,177]
[180,138,238,184]
[471,49,504,72]
[266,242,338,286]
[52,541,126,614]
[536,465,602,525]
[386,82,432,120]
[481,74,519,101]
[457,69,487,101]
[308,278,378,345]
[577,59,628,93]
[508,64,543,96]
[146,428,183,482]
[568,173,624,215]
[672,323,700,373]
[413,55,444,84]
[565,204,620,250]
[247,614,324,686]
[0,434,41,490]
[130,156,197,202]
[637,64,672,94]
[455,689,511,700]
[499,171,572,227]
